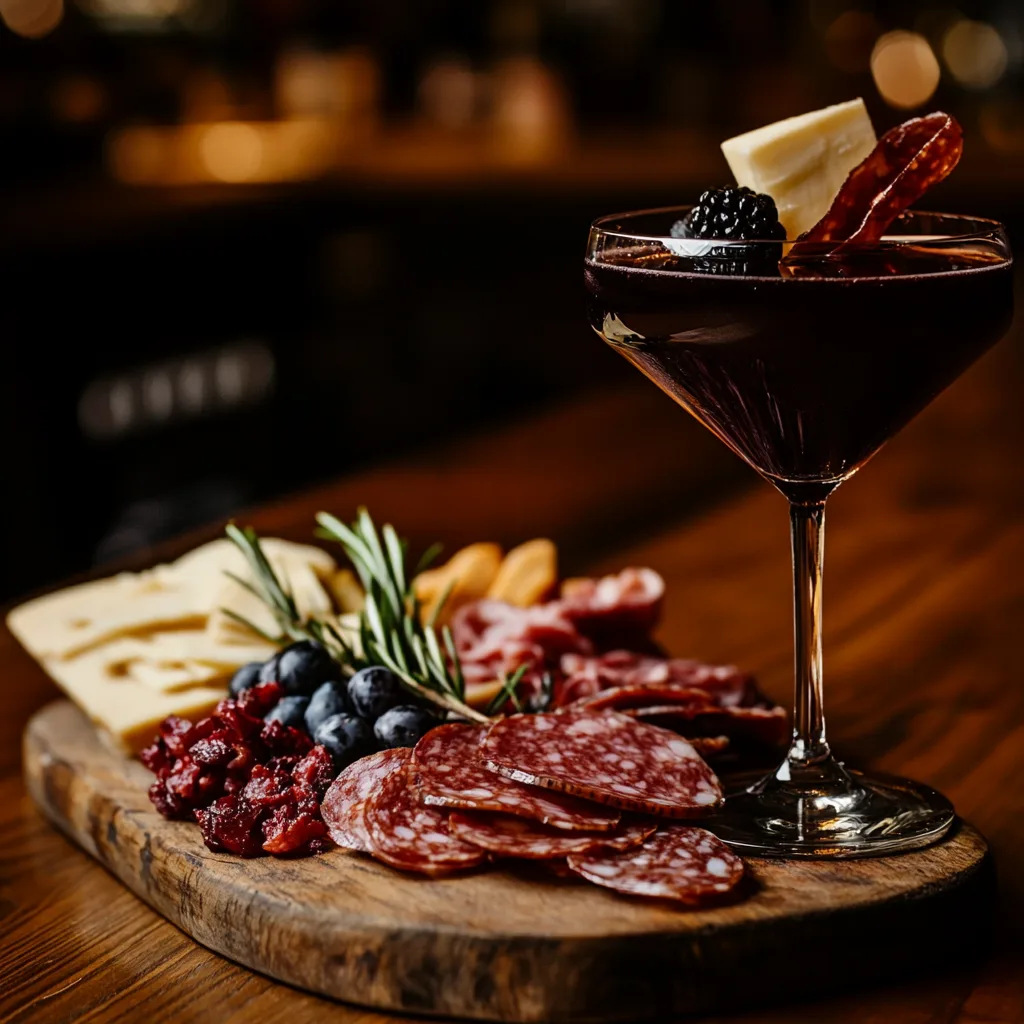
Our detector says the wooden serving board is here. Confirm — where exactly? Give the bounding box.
[24,700,994,1023]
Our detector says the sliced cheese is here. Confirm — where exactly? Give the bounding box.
[721,98,877,238]
[41,643,227,753]
[96,631,276,692]
[205,560,334,646]
[6,536,336,661]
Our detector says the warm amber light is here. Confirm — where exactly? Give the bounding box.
[871,31,941,110]
[943,20,1008,90]
[1,0,63,38]
[199,122,264,183]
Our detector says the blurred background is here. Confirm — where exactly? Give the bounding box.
[1,0,1022,600]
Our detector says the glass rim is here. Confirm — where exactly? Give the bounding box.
[588,205,1009,247]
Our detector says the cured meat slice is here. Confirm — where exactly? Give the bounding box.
[451,598,592,691]
[631,704,789,748]
[569,684,715,713]
[558,568,665,642]
[411,723,620,832]
[364,749,487,876]
[449,811,655,860]
[482,709,724,818]
[567,825,744,904]
[320,748,409,852]
[685,735,730,758]
[556,651,759,709]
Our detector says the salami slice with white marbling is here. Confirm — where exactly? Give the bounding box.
[482,709,724,818]
[411,723,620,831]
[448,811,656,860]
[320,747,409,852]
[363,748,487,876]
[567,825,744,904]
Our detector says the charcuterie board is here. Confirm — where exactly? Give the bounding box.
[25,700,993,1023]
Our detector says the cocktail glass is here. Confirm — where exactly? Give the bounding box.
[585,208,1013,857]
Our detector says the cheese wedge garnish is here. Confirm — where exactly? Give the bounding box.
[721,98,877,239]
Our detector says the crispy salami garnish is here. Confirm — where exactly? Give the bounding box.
[482,710,723,818]
[411,723,620,831]
[320,748,409,852]
[795,112,963,249]
[363,749,487,876]
[449,811,655,860]
[567,825,744,904]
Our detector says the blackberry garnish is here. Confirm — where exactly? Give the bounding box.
[674,186,786,241]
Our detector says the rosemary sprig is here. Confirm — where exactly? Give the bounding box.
[222,524,348,660]
[316,509,489,724]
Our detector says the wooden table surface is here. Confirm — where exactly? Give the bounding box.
[3,278,1024,1023]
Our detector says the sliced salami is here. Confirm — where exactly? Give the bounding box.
[569,684,715,713]
[567,825,744,904]
[482,709,724,818]
[631,703,789,747]
[449,811,656,860]
[411,723,620,832]
[363,749,487,876]
[320,748,409,852]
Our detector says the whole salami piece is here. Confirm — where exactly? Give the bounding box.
[411,723,620,832]
[482,709,724,818]
[320,748,409,852]
[567,825,744,904]
[364,749,488,876]
[449,811,656,860]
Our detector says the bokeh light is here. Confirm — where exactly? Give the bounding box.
[871,30,941,109]
[942,19,1008,89]
[0,0,63,37]
[199,123,264,183]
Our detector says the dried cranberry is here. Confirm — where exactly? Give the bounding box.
[189,736,234,767]
[260,718,313,757]
[242,765,294,809]
[195,795,265,857]
[140,739,170,774]
[237,680,286,717]
[261,797,328,855]
[159,716,195,759]
[292,745,335,796]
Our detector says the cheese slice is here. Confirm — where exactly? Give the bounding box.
[721,98,877,239]
[6,537,336,661]
[40,642,227,753]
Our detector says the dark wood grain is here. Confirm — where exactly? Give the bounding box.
[2,273,1023,1022]
[20,700,995,1023]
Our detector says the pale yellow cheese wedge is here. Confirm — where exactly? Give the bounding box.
[40,642,227,753]
[95,631,276,692]
[721,98,877,238]
[6,537,336,661]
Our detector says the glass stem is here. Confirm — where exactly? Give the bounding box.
[788,500,830,766]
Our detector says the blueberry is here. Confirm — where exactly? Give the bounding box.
[264,695,310,730]
[275,640,336,697]
[229,661,263,697]
[347,666,405,719]
[373,705,438,749]
[257,651,282,685]
[305,680,350,735]
[313,713,375,768]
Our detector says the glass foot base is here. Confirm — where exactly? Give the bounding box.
[708,766,955,859]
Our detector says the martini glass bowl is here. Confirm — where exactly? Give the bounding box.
[585,207,1013,857]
